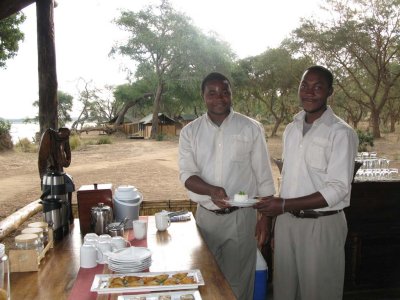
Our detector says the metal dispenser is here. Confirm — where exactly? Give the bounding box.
[40,170,70,240]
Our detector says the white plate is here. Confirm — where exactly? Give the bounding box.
[117,289,202,299]
[108,263,151,273]
[90,269,204,294]
[108,247,152,262]
[109,257,152,265]
[227,198,259,207]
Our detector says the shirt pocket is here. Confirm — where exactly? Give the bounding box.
[305,137,329,172]
[230,135,251,162]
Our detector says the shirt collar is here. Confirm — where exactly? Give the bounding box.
[205,107,234,127]
[293,106,334,126]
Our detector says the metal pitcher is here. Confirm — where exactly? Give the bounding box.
[90,203,113,235]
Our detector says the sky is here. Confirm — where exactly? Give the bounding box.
[0,0,321,119]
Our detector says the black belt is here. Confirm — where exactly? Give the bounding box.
[200,205,239,215]
[290,209,342,219]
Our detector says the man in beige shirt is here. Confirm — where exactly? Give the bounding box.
[179,72,275,299]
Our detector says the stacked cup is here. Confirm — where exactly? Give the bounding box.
[80,233,131,268]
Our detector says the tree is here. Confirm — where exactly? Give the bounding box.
[234,48,310,136]
[56,91,73,127]
[290,0,400,137]
[0,12,26,69]
[71,79,99,130]
[111,0,234,138]
[26,90,73,128]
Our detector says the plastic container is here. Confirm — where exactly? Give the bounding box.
[28,221,49,244]
[0,243,10,300]
[253,248,268,300]
[113,186,143,229]
[15,234,40,252]
[113,185,141,202]
[21,228,44,252]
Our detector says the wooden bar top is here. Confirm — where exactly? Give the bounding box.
[10,214,236,300]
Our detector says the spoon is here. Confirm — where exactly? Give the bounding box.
[118,217,129,228]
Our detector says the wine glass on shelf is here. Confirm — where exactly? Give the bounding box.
[389,168,399,180]
[380,158,390,169]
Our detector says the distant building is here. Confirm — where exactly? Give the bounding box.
[121,113,178,139]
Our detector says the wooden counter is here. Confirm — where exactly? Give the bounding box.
[10,214,236,300]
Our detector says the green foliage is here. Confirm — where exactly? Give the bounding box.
[15,138,37,153]
[0,119,11,135]
[0,119,13,151]
[69,134,112,149]
[97,136,112,145]
[156,132,165,141]
[357,129,374,152]
[57,91,73,127]
[26,90,73,127]
[69,134,82,150]
[289,0,400,137]
[111,0,235,137]
[0,12,26,68]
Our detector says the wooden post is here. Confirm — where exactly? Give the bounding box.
[36,0,58,135]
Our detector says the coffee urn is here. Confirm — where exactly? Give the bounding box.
[40,170,70,240]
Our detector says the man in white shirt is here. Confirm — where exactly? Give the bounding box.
[179,72,275,299]
[255,66,359,300]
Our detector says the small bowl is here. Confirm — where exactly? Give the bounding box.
[107,223,125,237]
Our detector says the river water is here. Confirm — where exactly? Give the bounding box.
[9,121,40,144]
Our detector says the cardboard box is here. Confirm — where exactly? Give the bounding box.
[77,183,113,235]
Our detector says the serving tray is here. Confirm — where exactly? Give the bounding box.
[117,289,202,299]
[90,269,204,294]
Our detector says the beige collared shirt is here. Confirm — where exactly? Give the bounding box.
[179,109,275,210]
[280,106,359,210]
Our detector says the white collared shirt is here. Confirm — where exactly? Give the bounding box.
[280,106,359,210]
[179,109,275,210]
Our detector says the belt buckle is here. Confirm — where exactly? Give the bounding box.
[299,210,305,218]
[214,207,229,215]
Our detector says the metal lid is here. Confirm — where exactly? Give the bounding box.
[107,222,124,230]
[22,227,43,235]
[28,222,48,229]
[91,202,111,211]
[15,233,38,243]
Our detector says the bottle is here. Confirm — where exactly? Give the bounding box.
[0,243,10,300]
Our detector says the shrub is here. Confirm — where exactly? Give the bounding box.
[357,129,374,152]
[97,136,112,145]
[69,134,82,150]
[156,133,165,141]
[0,119,11,135]
[0,119,13,151]
[15,138,37,152]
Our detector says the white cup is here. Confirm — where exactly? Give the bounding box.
[110,236,131,250]
[96,240,112,264]
[84,233,99,245]
[80,244,98,268]
[98,234,112,242]
[132,220,147,240]
[155,212,171,231]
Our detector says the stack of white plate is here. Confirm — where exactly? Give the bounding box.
[107,246,152,273]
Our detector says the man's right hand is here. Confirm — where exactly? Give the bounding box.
[209,186,230,208]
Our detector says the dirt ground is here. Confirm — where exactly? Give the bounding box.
[1,129,399,223]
